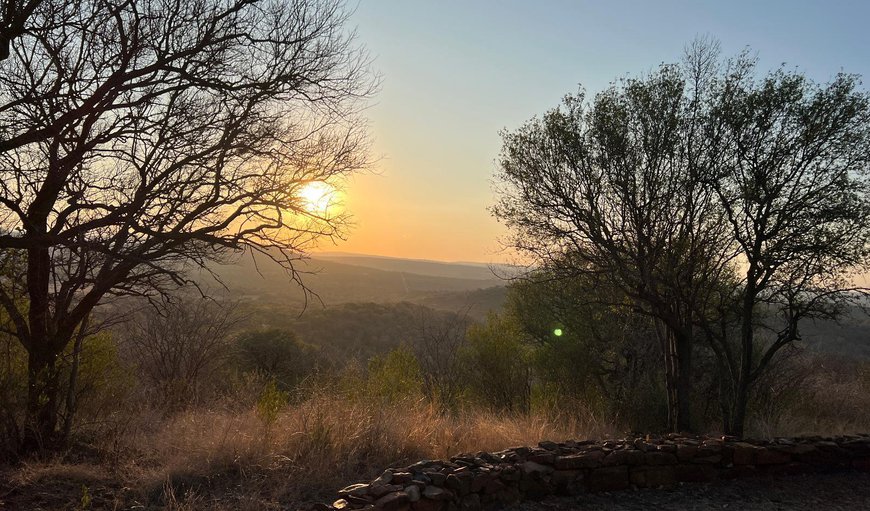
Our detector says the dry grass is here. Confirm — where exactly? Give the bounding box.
[3,358,869,510]
[1,394,614,510]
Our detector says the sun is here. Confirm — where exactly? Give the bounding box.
[298,181,339,216]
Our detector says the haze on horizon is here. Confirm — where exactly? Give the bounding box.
[316,0,870,264]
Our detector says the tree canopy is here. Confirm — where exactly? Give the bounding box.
[493,40,870,435]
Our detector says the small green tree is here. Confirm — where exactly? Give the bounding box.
[460,312,532,414]
[366,346,423,403]
[236,329,323,391]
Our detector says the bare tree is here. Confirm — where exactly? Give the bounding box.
[120,296,244,409]
[0,0,375,449]
[413,307,471,411]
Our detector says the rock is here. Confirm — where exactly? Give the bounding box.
[633,438,651,452]
[644,451,677,465]
[445,472,473,496]
[630,466,677,488]
[674,463,717,483]
[333,499,350,510]
[675,445,699,462]
[603,449,644,466]
[392,472,413,485]
[411,499,445,511]
[730,442,761,465]
[499,466,521,482]
[554,450,605,470]
[375,492,410,511]
[538,440,559,451]
[551,469,584,496]
[404,485,421,502]
[422,486,453,501]
[370,484,404,498]
[373,472,394,485]
[423,471,447,486]
[755,448,792,465]
[521,461,553,476]
[339,484,371,497]
[459,494,481,511]
[587,466,630,492]
[527,452,555,464]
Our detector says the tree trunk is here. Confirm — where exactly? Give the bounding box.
[675,330,693,433]
[23,345,61,451]
[62,314,89,444]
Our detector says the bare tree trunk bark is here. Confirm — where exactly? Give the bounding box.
[62,313,89,445]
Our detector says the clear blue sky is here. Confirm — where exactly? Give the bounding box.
[328,1,870,263]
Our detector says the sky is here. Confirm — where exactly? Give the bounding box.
[318,0,870,264]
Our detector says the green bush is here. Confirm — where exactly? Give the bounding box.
[366,346,423,403]
[460,312,532,414]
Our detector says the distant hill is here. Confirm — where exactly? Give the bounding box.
[198,251,508,318]
[801,306,870,359]
[313,252,518,280]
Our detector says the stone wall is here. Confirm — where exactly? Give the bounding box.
[319,434,870,511]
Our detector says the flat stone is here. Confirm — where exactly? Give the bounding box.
[404,486,421,502]
[522,460,553,475]
[630,466,676,488]
[674,464,717,482]
[644,451,677,465]
[411,499,445,511]
[375,492,410,511]
[603,449,644,466]
[587,466,630,492]
[676,445,699,461]
[731,442,761,465]
[460,493,481,511]
[339,484,371,497]
[555,450,605,470]
[392,473,413,485]
[756,448,792,465]
[421,486,453,501]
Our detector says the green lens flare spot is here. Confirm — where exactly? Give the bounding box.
[553,328,563,337]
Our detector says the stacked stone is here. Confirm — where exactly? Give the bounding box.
[324,434,870,511]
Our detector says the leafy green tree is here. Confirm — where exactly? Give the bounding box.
[366,346,423,403]
[236,329,323,391]
[494,39,870,436]
[506,275,666,429]
[690,44,870,436]
[460,312,532,414]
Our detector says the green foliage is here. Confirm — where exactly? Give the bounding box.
[235,329,323,391]
[256,380,289,426]
[460,312,532,413]
[0,328,131,451]
[366,346,423,402]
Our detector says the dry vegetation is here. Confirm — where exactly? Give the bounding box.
[3,355,869,511]
[1,392,612,510]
